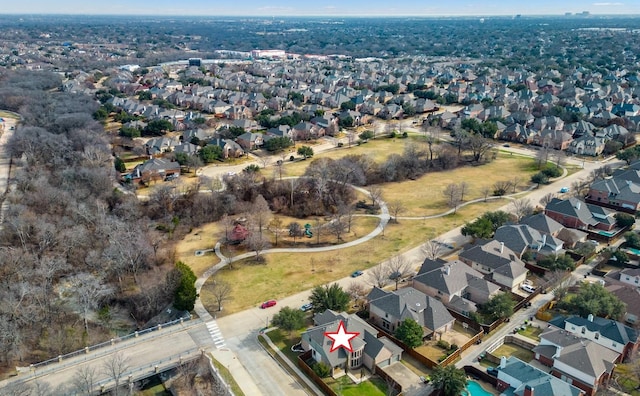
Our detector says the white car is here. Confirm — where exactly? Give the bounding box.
[521,284,535,293]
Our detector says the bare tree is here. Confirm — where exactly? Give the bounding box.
[347,281,366,301]
[259,156,270,169]
[223,244,237,270]
[289,178,299,209]
[102,352,130,396]
[249,194,272,235]
[388,200,406,223]
[536,147,551,169]
[481,186,491,202]
[388,255,412,290]
[314,217,323,245]
[422,240,445,260]
[443,183,462,213]
[327,214,346,242]
[288,222,302,244]
[338,203,356,233]
[268,217,284,246]
[553,150,566,168]
[511,198,534,221]
[68,273,114,335]
[368,185,383,208]
[347,132,356,148]
[467,134,493,162]
[243,232,271,262]
[72,365,97,395]
[3,381,32,396]
[220,214,235,242]
[367,263,390,288]
[458,181,470,202]
[539,192,557,207]
[209,278,233,311]
[492,180,512,196]
[511,177,521,193]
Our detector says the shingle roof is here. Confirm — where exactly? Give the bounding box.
[520,213,564,236]
[368,287,455,333]
[564,315,638,346]
[545,198,598,227]
[500,357,582,396]
[458,240,525,271]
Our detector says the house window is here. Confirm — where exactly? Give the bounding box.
[382,319,390,330]
[571,326,576,331]
[581,327,586,334]
[350,348,362,368]
[595,333,599,340]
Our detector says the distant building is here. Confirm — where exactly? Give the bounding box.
[188,58,202,67]
[250,49,286,59]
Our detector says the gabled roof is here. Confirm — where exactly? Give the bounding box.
[562,315,638,346]
[545,198,598,227]
[413,259,495,296]
[499,357,583,396]
[534,327,618,378]
[368,287,455,333]
[521,213,564,235]
[458,240,524,271]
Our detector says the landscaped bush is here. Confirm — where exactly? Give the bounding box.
[436,340,450,349]
[542,164,562,178]
[450,344,458,351]
[313,362,331,378]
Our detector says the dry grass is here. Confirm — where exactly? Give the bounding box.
[282,137,415,177]
[198,199,508,315]
[175,222,222,277]
[381,153,538,216]
[492,343,534,363]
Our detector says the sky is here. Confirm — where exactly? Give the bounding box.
[2,1,639,16]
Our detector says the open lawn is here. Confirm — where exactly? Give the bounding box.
[175,222,222,276]
[282,137,417,177]
[198,199,508,314]
[326,375,387,396]
[381,153,538,216]
[492,343,534,363]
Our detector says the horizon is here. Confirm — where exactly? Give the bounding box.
[3,1,640,17]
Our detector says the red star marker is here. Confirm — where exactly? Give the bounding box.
[324,320,359,353]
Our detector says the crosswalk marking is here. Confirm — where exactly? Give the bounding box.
[206,320,226,348]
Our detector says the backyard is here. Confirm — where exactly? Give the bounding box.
[491,343,534,363]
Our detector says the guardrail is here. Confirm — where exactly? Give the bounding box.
[26,315,195,374]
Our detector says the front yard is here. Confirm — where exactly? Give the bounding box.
[325,375,388,396]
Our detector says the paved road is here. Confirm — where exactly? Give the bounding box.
[0,116,17,226]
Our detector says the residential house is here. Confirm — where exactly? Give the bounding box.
[494,356,584,396]
[173,142,199,155]
[619,268,640,288]
[494,224,564,260]
[130,158,180,183]
[266,125,294,140]
[566,134,606,156]
[145,137,179,155]
[532,129,574,150]
[521,213,587,249]
[500,123,535,144]
[300,310,403,378]
[367,287,455,340]
[586,177,640,212]
[532,327,620,396]
[210,138,244,158]
[606,283,640,328]
[544,198,616,232]
[550,314,639,360]
[235,132,264,151]
[458,240,528,291]
[411,259,501,316]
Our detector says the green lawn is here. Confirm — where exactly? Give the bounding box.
[517,325,543,342]
[492,343,534,363]
[326,375,388,396]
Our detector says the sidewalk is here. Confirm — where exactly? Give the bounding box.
[210,347,264,396]
[261,329,324,395]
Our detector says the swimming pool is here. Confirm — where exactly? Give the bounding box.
[626,247,640,256]
[466,380,494,396]
[598,230,616,237]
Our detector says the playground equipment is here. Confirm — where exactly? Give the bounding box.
[304,223,313,238]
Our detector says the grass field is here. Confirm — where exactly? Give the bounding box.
[282,137,417,177]
[326,375,387,396]
[380,153,538,216]
[492,343,534,363]
[198,199,508,314]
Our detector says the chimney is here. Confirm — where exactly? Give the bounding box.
[588,314,594,322]
[524,385,534,396]
[575,201,581,210]
[500,356,507,369]
[500,242,504,254]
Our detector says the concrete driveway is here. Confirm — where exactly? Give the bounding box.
[382,361,430,396]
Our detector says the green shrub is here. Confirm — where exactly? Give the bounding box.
[312,362,331,378]
[436,340,450,349]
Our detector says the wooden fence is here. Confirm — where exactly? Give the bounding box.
[297,350,337,396]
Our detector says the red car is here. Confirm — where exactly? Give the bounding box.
[261,300,277,309]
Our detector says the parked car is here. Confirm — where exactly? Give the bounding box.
[260,300,277,309]
[300,303,313,312]
[351,270,364,278]
[165,173,179,181]
[521,284,535,293]
[560,186,569,193]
